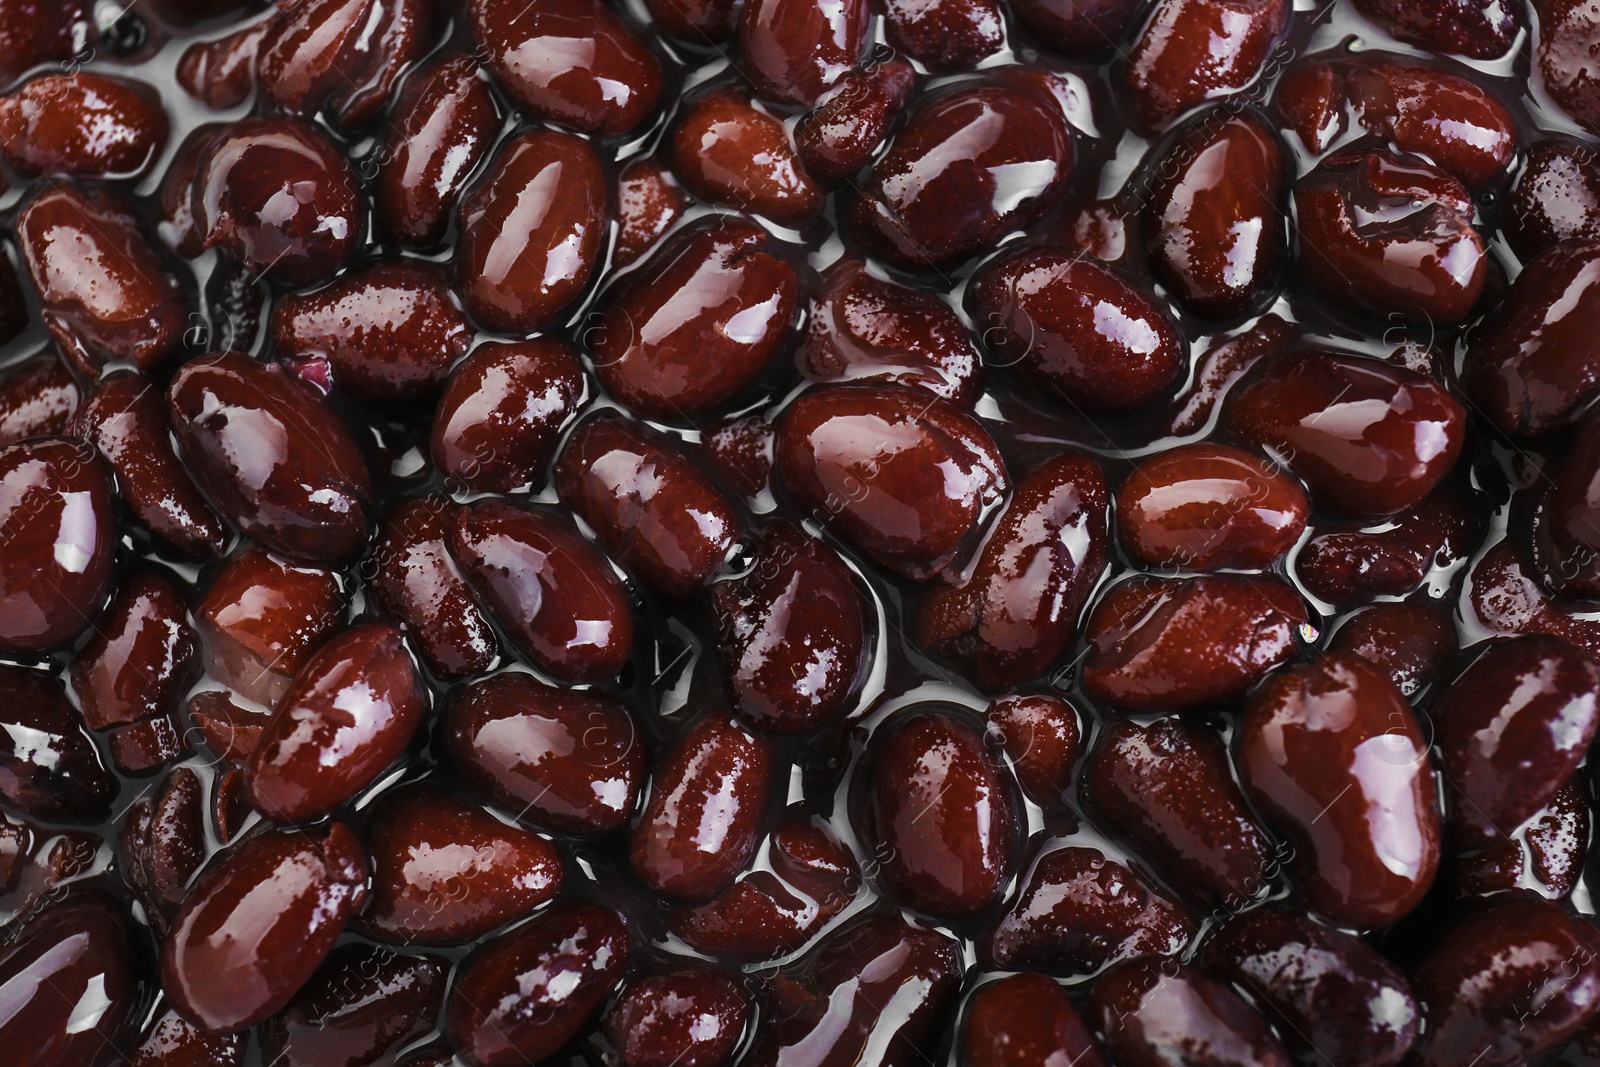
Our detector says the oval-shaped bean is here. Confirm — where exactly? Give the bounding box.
[738,0,869,104]
[963,973,1108,1067]
[0,665,114,818]
[259,945,445,1067]
[1091,958,1291,1067]
[0,72,168,180]
[256,0,432,127]
[605,969,750,1067]
[1123,0,1290,132]
[671,88,824,226]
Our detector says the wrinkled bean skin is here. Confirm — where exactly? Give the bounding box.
[1225,350,1467,516]
[160,824,368,1033]
[738,0,869,104]
[0,73,168,180]
[1294,148,1486,325]
[1084,718,1273,906]
[962,973,1108,1067]
[446,903,630,1067]
[1410,898,1600,1066]
[987,845,1194,973]
[1446,776,1589,900]
[176,22,266,111]
[798,258,982,406]
[0,0,88,86]
[1123,0,1290,132]
[1464,239,1600,437]
[0,350,78,448]
[0,666,114,817]
[631,713,772,900]
[1430,635,1600,846]
[469,0,662,135]
[556,414,741,599]
[848,86,1071,269]
[0,892,146,1067]
[862,709,1013,919]
[917,451,1109,690]
[614,158,687,266]
[1145,109,1287,317]
[606,970,750,1067]
[744,914,961,1067]
[257,0,432,128]
[0,436,116,655]
[260,945,445,1067]
[1011,0,1149,56]
[126,1004,247,1067]
[1237,652,1441,927]
[430,339,587,495]
[120,769,206,937]
[17,184,188,374]
[168,351,375,562]
[884,0,1003,71]
[273,260,472,409]
[449,501,634,683]
[646,0,741,41]
[1116,443,1307,571]
[1296,486,1471,607]
[672,89,824,226]
[1506,139,1600,260]
[1537,0,1600,137]
[986,693,1082,807]
[794,61,915,182]
[1081,574,1308,712]
[969,247,1185,414]
[1352,0,1521,58]
[1092,958,1291,1067]
[376,56,502,249]
[71,569,197,740]
[371,496,499,680]
[592,217,798,421]
[1326,600,1457,697]
[357,784,563,946]
[442,671,645,834]
[777,383,1009,581]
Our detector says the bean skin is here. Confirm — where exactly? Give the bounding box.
[962,973,1108,1067]
[0,72,169,181]
[1091,958,1292,1067]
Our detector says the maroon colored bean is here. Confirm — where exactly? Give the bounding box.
[1352,0,1521,58]
[1468,540,1600,659]
[737,0,870,104]
[1506,138,1600,260]
[0,0,89,86]
[0,666,114,817]
[1163,312,1294,437]
[1537,0,1600,137]
[884,0,1003,71]
[176,21,267,110]
[0,72,168,180]
[963,973,1108,1067]
[187,692,270,767]
[1011,0,1150,57]
[672,88,824,226]
[1091,958,1291,1067]
[986,692,1082,808]
[1533,408,1600,598]
[71,568,197,741]
[614,158,687,266]
[120,768,206,937]
[699,415,774,500]
[1443,776,1590,901]
[645,0,741,41]
[794,60,915,182]
[126,1004,247,1067]
[256,0,432,127]
[606,970,748,1067]
[1326,600,1457,697]
[260,945,446,1067]
[0,350,77,448]
[1123,0,1290,132]
[1297,484,1472,606]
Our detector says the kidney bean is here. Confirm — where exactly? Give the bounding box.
[169,351,374,561]
[1300,487,1472,609]
[0,892,146,1067]
[615,158,687,266]
[187,693,269,769]
[606,970,750,1067]
[1081,573,1307,712]
[985,692,1081,807]
[591,217,798,420]
[191,118,363,286]
[794,60,915,182]
[257,0,431,127]
[745,914,961,1067]
[777,383,1009,580]
[110,713,191,775]
[0,72,167,180]
[121,768,206,937]
[1537,0,1600,137]
[261,945,445,1067]
[1144,108,1287,317]
[1409,898,1600,1066]
[0,0,89,86]
[71,568,197,739]
[646,0,741,40]
[447,903,630,1067]
[0,666,113,818]
[1010,0,1149,56]
[176,21,267,110]
[469,0,661,135]
[847,86,1071,269]
[963,973,1108,1067]
[1352,0,1520,58]
[443,671,645,833]
[798,257,982,406]
[737,0,868,105]
[1163,313,1293,436]
[1225,350,1466,516]
[987,845,1194,972]
[1093,957,1291,1067]
[0,351,77,448]
[884,0,1002,70]
[1327,600,1457,697]
[917,450,1109,689]
[1533,409,1600,598]
[1469,540,1600,657]
[969,246,1184,414]
[1116,443,1307,571]
[126,1004,247,1067]
[699,415,774,500]
[1506,139,1600,260]
[1238,652,1441,927]
[17,184,188,374]
[1294,148,1486,325]
[1124,0,1289,132]
[161,823,368,1032]
[672,88,824,226]
[1205,906,1420,1067]
[1444,776,1589,900]
[457,129,606,334]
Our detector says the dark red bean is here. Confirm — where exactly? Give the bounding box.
[256,0,431,127]
[191,118,364,287]
[169,350,374,562]
[798,257,982,405]
[176,21,267,110]
[1238,652,1441,927]
[672,88,824,226]
[120,768,206,937]
[986,692,1081,807]
[1537,0,1600,137]
[0,0,89,86]
[375,55,502,249]
[969,246,1185,414]
[744,914,961,1067]
[457,129,607,334]
[1352,0,1521,58]
[187,692,271,767]
[848,86,1071,269]
[430,338,587,495]
[126,1004,247,1067]
[0,73,167,180]
[1505,139,1600,260]
[442,671,645,833]
[17,184,188,374]
[986,845,1194,972]
[605,970,750,1067]
[371,496,499,680]
[1409,898,1600,1066]
[1297,485,1471,606]
[917,450,1109,690]
[1533,408,1600,598]
[0,666,114,817]
[160,823,368,1033]
[1123,0,1290,132]
[646,0,741,41]
[1092,957,1291,1067]
[591,217,798,421]
[357,783,564,945]
[446,903,630,1067]
[884,0,1003,70]
[1468,540,1600,658]
[1011,0,1150,56]
[614,158,687,266]
[1444,776,1589,901]
[738,0,869,104]
[260,945,446,1067]
[0,892,146,1067]
[1081,574,1307,712]
[71,568,197,739]
[1115,443,1307,571]
[110,713,191,775]
[794,60,915,182]
[963,973,1108,1067]
[1294,148,1486,325]
[469,0,662,135]
[211,765,253,843]
[699,415,774,500]
[449,501,634,682]
[0,350,77,448]
[1163,312,1293,437]
[0,436,116,655]
[1225,350,1467,516]
[1326,600,1457,697]
[777,383,1009,581]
